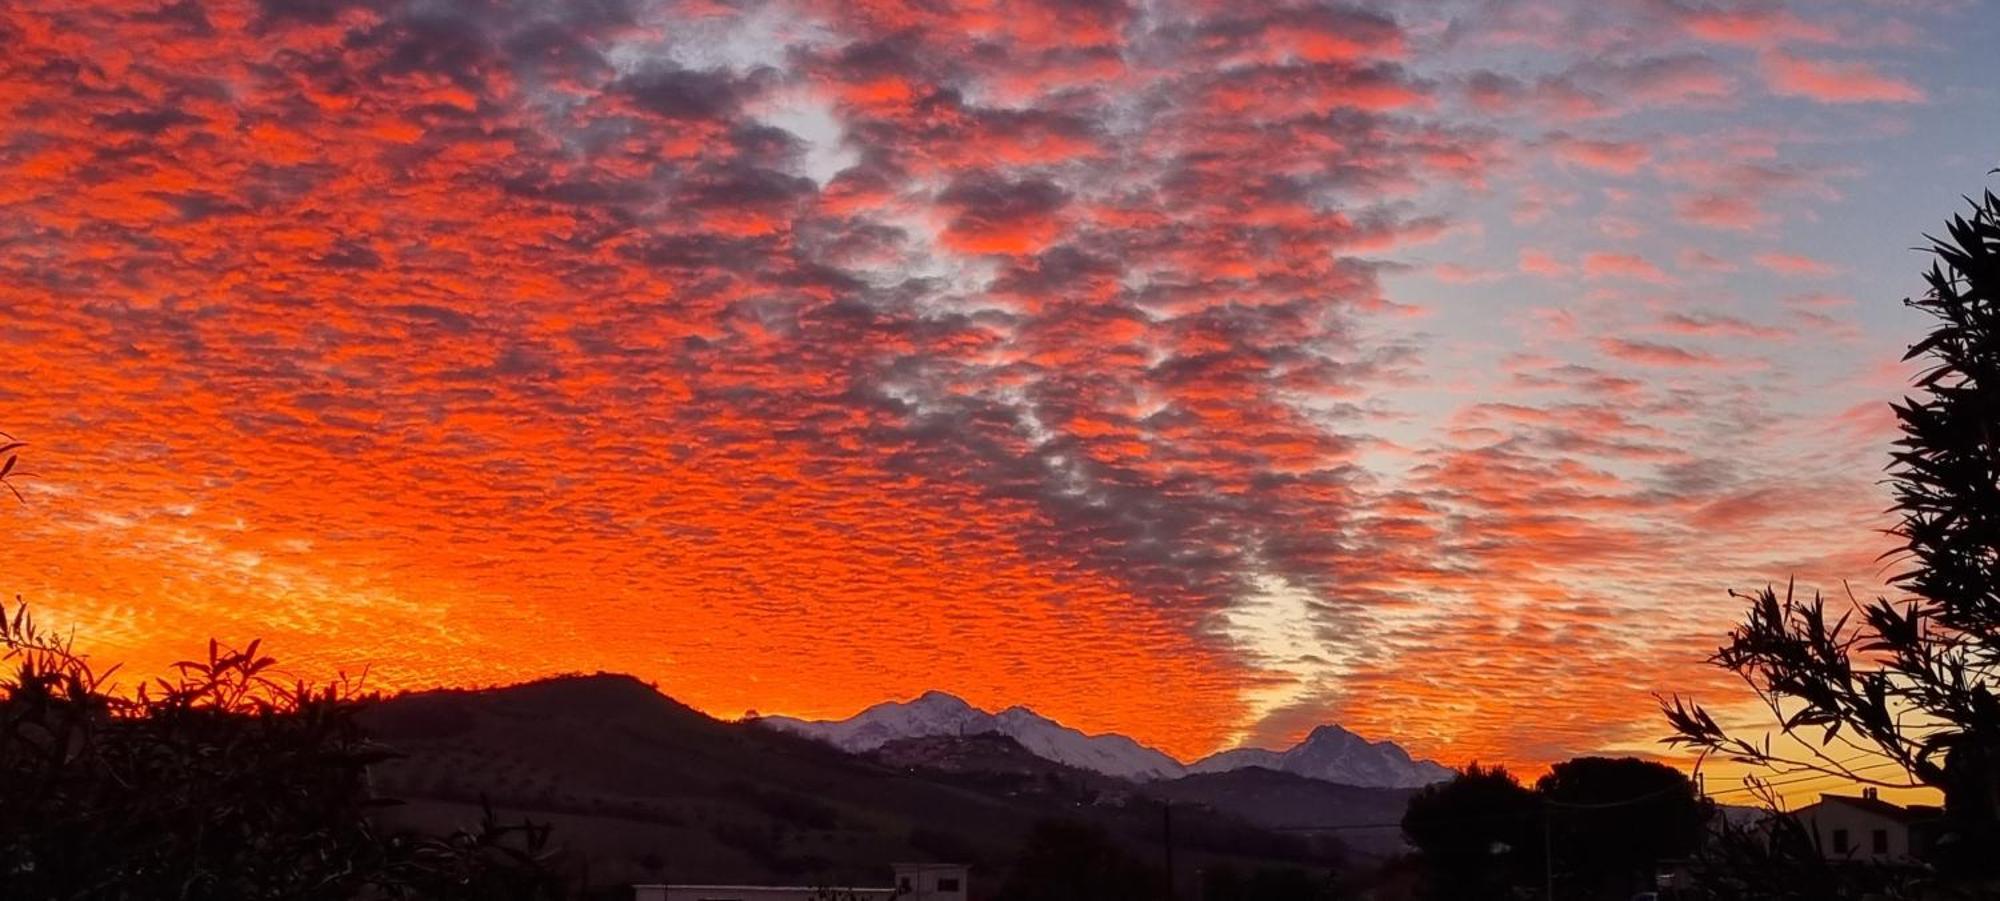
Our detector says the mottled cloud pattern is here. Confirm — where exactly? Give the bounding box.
[1,0,1981,765]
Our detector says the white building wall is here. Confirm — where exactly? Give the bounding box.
[1797,802,1909,862]
[636,863,968,901]
[892,864,969,901]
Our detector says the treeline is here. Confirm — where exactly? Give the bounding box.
[1399,758,1705,901]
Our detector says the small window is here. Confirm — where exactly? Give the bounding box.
[1873,829,1889,853]
[1833,829,1850,853]
[936,878,961,892]
[898,877,913,892]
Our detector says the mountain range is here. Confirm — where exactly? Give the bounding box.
[357,674,1395,892]
[754,690,1454,789]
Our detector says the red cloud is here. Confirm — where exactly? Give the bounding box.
[1200,64,1433,117]
[1582,252,1671,283]
[1831,399,1899,440]
[1545,133,1650,174]
[1678,249,1741,273]
[1760,51,1924,103]
[1674,194,1768,231]
[1519,249,1570,277]
[1258,7,1408,63]
[1659,312,1789,341]
[1598,338,1728,368]
[1662,153,1848,234]
[1754,251,1840,277]
[1433,263,1505,284]
[1682,8,1838,48]
[1462,55,1732,123]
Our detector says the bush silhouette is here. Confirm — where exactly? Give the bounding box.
[999,819,1163,901]
[0,598,570,899]
[1400,763,1540,900]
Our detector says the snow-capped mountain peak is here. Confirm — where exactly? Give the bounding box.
[754,692,1452,788]
[912,689,974,708]
[1186,746,1284,774]
[1188,724,1452,788]
[755,692,1183,781]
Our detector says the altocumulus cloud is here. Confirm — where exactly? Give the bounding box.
[0,0,1958,765]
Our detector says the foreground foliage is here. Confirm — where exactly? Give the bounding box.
[1401,763,1542,899]
[998,819,1167,901]
[0,599,568,900]
[1664,187,2000,892]
[1401,758,1705,901]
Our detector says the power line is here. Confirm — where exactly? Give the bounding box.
[1543,784,1688,810]
[1703,761,1909,799]
[1269,793,1702,834]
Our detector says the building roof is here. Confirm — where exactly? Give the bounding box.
[1803,793,1929,824]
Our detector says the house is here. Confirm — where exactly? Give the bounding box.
[635,863,969,901]
[1789,788,1942,863]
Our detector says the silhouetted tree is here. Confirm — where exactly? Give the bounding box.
[1200,862,1343,901]
[0,433,22,503]
[999,819,1163,901]
[1400,763,1540,900]
[0,598,568,899]
[1537,757,1707,900]
[1663,187,2000,885]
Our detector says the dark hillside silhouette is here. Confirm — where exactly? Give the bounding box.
[362,673,1350,891]
[0,610,1353,897]
[0,599,565,900]
[1141,767,1416,859]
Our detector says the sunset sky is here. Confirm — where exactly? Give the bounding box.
[4,0,1997,782]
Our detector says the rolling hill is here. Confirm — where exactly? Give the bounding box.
[357,674,1385,895]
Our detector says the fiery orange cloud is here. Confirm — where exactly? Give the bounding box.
[0,0,1955,775]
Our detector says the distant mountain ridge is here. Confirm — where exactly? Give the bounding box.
[753,691,1453,788]
[358,674,1360,889]
[755,690,1185,781]
[1190,724,1456,788]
